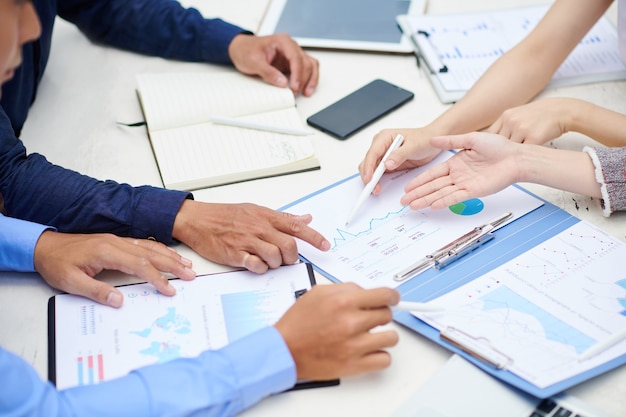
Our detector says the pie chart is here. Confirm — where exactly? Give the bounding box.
[449,198,484,216]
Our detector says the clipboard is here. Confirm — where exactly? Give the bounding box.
[397,5,626,104]
[48,262,339,391]
[258,0,427,54]
[279,169,626,398]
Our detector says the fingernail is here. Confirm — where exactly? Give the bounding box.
[321,240,331,251]
[107,291,123,308]
[276,74,288,86]
[180,256,192,266]
[385,159,396,169]
[167,283,177,294]
[185,267,196,277]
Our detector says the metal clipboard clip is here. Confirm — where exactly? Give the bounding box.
[394,212,513,282]
[414,30,448,74]
[440,326,513,370]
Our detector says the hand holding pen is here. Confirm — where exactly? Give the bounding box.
[346,134,404,225]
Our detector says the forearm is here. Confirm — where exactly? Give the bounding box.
[3,327,295,417]
[431,47,553,136]
[568,100,626,146]
[0,119,189,243]
[517,145,602,198]
[58,0,246,64]
[427,0,611,136]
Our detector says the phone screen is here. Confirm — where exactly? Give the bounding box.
[306,79,414,140]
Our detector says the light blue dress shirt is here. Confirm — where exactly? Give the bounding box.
[0,215,53,272]
[1,326,296,416]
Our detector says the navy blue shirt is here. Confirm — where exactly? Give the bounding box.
[0,0,247,243]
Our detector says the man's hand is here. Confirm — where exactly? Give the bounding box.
[172,200,330,274]
[34,231,196,308]
[275,283,400,381]
[228,33,319,96]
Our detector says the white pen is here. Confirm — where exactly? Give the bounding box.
[210,115,314,136]
[345,134,404,226]
[578,328,626,361]
[392,301,446,312]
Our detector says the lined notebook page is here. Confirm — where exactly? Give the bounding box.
[136,71,319,190]
[150,116,317,190]
[137,72,297,131]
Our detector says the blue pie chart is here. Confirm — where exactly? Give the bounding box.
[449,198,484,216]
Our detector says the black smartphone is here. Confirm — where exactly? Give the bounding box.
[306,79,414,140]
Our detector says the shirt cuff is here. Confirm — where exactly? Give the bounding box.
[198,18,250,64]
[220,326,297,409]
[132,187,192,244]
[0,215,55,272]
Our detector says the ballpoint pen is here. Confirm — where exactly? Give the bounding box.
[345,134,404,226]
[394,212,513,281]
[209,115,314,136]
[392,301,446,312]
[578,328,626,361]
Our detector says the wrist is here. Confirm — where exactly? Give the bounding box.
[562,98,589,134]
[172,200,194,244]
[515,143,544,184]
[227,31,254,61]
[33,229,55,272]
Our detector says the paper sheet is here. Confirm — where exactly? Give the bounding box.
[283,152,544,289]
[403,5,626,93]
[52,263,313,389]
[415,221,626,389]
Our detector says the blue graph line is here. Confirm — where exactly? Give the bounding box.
[331,206,409,249]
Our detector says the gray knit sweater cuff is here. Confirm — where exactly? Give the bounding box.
[583,146,626,217]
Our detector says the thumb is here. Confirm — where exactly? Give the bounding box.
[63,272,124,308]
[384,146,411,170]
[256,64,289,88]
[430,134,473,151]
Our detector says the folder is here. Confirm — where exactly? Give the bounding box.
[280,166,626,398]
[391,201,626,398]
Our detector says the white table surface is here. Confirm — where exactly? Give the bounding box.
[1,1,625,416]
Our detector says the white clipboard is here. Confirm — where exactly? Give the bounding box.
[397,5,626,104]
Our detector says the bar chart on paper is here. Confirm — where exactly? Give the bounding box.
[283,152,544,289]
[221,289,288,342]
[76,353,105,386]
[398,5,626,103]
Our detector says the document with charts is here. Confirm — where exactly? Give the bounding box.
[413,220,626,389]
[397,5,626,103]
[49,263,314,390]
[282,151,544,289]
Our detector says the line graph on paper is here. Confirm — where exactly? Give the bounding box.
[284,152,544,288]
[416,221,626,389]
[330,205,409,249]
